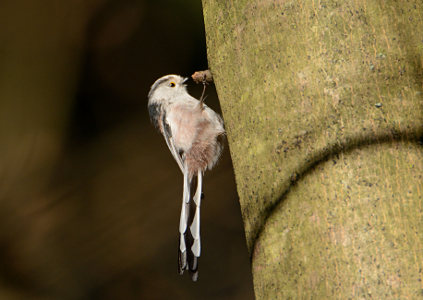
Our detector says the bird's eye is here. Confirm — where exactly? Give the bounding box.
[169,82,176,87]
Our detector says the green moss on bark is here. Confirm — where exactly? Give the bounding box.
[203,0,422,298]
[254,142,423,299]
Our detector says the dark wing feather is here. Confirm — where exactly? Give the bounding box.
[148,102,161,129]
[161,111,184,172]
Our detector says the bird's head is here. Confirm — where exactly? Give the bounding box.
[148,74,188,101]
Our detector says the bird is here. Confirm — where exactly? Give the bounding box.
[147,74,225,281]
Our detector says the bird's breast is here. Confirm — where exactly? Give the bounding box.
[167,103,203,151]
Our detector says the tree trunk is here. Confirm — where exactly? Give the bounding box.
[202,0,423,298]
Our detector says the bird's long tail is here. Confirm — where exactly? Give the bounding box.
[178,166,190,275]
[178,169,202,281]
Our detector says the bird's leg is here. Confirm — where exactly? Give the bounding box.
[199,74,208,109]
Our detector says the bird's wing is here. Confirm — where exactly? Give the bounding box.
[161,112,184,173]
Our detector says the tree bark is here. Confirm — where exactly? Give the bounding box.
[202,0,422,298]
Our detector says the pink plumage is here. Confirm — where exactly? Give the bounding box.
[148,74,225,281]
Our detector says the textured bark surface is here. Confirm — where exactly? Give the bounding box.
[202,0,422,298]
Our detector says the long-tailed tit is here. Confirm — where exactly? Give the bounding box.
[147,74,225,281]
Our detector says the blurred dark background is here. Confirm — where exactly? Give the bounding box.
[0,0,254,299]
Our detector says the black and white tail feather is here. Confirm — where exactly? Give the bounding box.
[147,74,225,281]
[178,166,202,281]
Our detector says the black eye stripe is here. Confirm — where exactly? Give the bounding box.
[148,76,180,98]
[148,77,169,98]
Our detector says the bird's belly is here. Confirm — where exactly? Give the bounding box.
[173,125,195,151]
